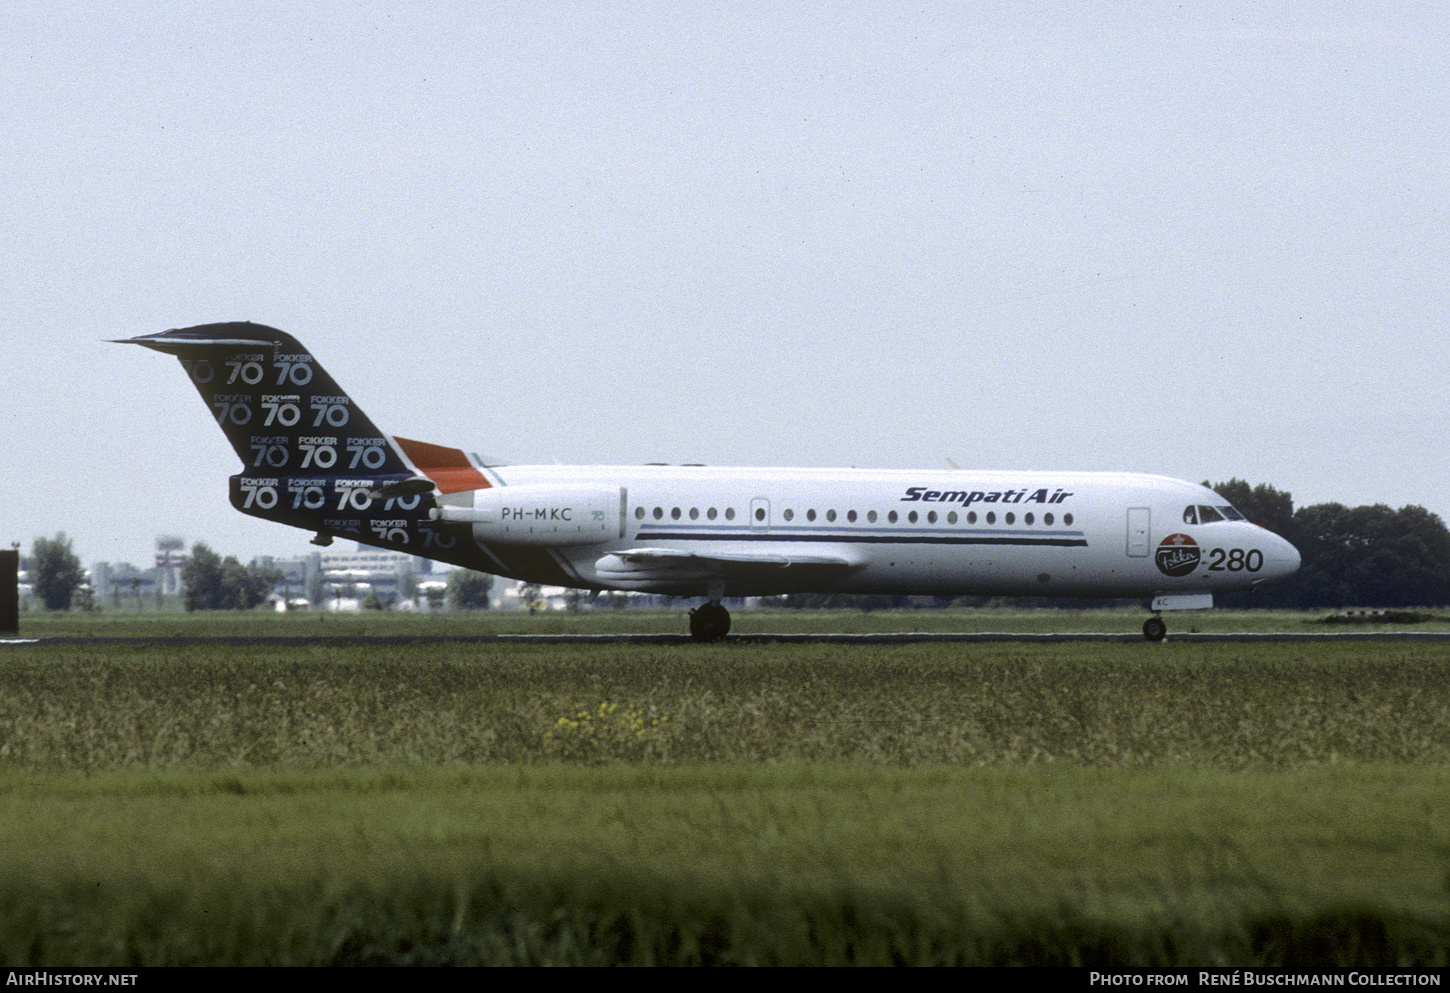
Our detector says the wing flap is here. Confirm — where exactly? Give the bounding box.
[605,548,853,569]
[595,547,857,595]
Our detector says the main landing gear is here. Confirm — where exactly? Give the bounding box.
[1142,615,1168,642]
[689,601,731,642]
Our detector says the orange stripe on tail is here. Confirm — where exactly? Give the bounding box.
[393,436,491,494]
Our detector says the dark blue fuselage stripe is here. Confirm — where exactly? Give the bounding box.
[635,530,1089,548]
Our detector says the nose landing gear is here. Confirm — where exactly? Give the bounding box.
[1142,593,1212,642]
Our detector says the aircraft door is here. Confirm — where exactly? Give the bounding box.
[750,497,771,533]
[1127,507,1150,557]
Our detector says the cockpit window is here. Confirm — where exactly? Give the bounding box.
[1187,503,1249,524]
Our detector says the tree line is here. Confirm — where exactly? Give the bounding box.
[20,481,1450,611]
[1205,479,1450,609]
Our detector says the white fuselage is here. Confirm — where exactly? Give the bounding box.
[449,465,1302,601]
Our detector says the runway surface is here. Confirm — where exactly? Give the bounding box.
[9,631,1450,646]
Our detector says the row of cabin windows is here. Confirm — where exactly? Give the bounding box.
[637,506,736,521]
[634,505,1074,527]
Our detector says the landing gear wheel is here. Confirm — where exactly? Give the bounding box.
[1143,617,1168,642]
[689,602,732,642]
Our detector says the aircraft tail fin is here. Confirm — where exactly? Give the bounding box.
[117,322,411,476]
[117,322,507,574]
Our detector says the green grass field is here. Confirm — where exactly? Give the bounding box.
[3,764,1447,966]
[3,613,1449,964]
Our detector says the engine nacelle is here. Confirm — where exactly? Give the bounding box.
[432,485,625,546]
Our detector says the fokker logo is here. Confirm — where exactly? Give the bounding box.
[1155,533,1200,577]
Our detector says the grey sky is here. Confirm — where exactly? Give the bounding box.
[5,2,1447,569]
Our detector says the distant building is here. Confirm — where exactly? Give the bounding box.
[154,536,185,595]
[93,535,186,602]
[257,545,433,610]
[91,538,436,611]
[90,560,159,602]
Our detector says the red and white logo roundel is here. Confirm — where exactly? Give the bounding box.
[1155,533,1200,577]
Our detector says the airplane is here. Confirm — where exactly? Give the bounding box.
[118,322,1301,641]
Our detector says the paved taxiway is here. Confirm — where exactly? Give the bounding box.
[10,631,1450,647]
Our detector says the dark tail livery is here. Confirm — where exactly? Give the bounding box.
[118,323,493,568]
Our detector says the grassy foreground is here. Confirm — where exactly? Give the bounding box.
[0,763,1447,966]
[3,635,1449,964]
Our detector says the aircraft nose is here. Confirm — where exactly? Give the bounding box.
[1262,531,1301,582]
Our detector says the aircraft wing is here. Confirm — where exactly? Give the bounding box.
[606,547,854,568]
[595,546,857,595]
